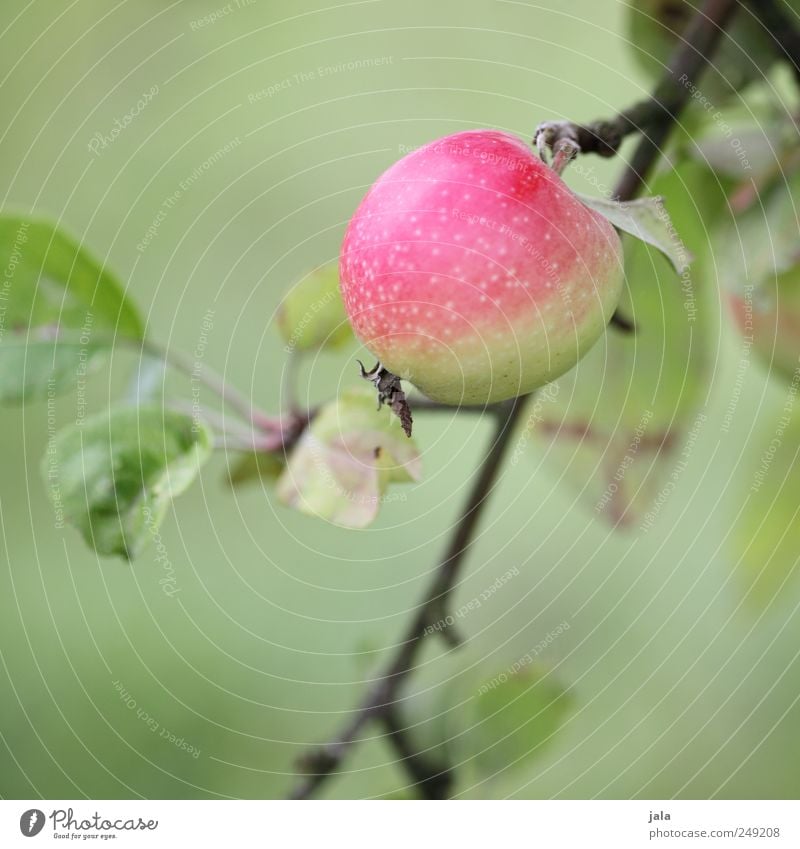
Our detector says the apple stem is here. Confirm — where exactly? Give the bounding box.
[550,139,579,176]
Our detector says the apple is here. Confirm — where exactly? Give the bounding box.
[339,129,624,405]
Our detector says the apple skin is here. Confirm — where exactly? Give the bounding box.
[339,129,624,405]
[729,265,800,382]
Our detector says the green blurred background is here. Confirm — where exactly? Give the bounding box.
[1,0,799,800]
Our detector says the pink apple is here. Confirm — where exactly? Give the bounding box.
[339,129,624,405]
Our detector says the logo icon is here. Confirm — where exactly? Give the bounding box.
[19,809,45,837]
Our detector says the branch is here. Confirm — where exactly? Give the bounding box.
[286,0,744,802]
[613,0,739,200]
[536,0,740,194]
[743,0,800,86]
[134,337,277,430]
[259,393,511,458]
[288,392,530,799]
[380,709,453,799]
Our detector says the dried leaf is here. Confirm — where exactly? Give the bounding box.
[276,387,421,528]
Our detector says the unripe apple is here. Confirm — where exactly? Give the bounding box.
[339,130,624,405]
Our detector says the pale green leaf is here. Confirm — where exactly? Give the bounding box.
[457,666,573,777]
[0,215,143,403]
[276,263,353,352]
[537,162,724,527]
[44,406,212,560]
[733,416,800,607]
[718,168,800,297]
[225,449,284,488]
[716,165,800,383]
[276,386,420,527]
[577,193,691,275]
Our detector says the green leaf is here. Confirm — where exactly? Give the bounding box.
[225,449,284,488]
[276,263,353,352]
[0,215,143,403]
[44,406,212,560]
[679,86,796,181]
[536,162,724,527]
[458,666,573,777]
[1,336,104,403]
[733,416,800,607]
[577,193,691,276]
[276,386,421,527]
[716,165,800,383]
[719,167,800,296]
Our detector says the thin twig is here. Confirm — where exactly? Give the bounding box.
[613,0,740,201]
[380,709,453,799]
[743,0,800,86]
[289,393,530,799]
[286,0,742,801]
[136,337,277,430]
[169,400,270,447]
[535,0,739,195]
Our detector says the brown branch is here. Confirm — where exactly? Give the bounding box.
[536,0,740,196]
[613,0,740,200]
[380,709,453,799]
[742,0,800,86]
[286,0,744,803]
[257,393,510,458]
[288,393,530,799]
